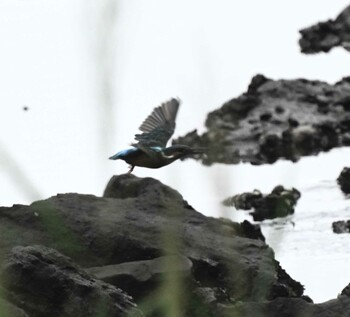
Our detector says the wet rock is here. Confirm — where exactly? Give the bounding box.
[0,245,142,317]
[174,74,350,165]
[273,263,306,300]
[3,175,350,315]
[341,282,350,296]
[103,173,187,205]
[191,287,233,316]
[218,219,266,242]
[193,286,232,305]
[239,220,266,242]
[299,5,350,54]
[0,174,304,316]
[332,220,350,233]
[0,297,29,317]
[337,167,350,194]
[86,255,193,300]
[216,296,350,317]
[224,186,301,221]
[223,190,263,210]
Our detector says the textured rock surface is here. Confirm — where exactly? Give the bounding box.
[299,5,350,54]
[0,297,29,317]
[224,186,301,221]
[0,245,142,317]
[341,282,350,296]
[174,74,350,165]
[332,220,350,233]
[2,175,350,315]
[337,167,350,194]
[216,296,350,317]
[239,220,266,241]
[86,255,193,300]
[0,174,304,316]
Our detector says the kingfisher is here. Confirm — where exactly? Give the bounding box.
[109,98,204,174]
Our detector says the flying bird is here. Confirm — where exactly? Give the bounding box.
[109,98,204,174]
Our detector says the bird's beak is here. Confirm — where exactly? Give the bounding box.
[188,147,207,156]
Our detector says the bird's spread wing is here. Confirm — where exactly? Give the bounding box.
[133,99,180,153]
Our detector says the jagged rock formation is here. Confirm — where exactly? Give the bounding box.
[223,186,301,221]
[299,5,350,54]
[337,167,350,194]
[216,296,350,317]
[333,220,350,234]
[0,175,302,316]
[174,74,350,165]
[1,245,142,317]
[1,175,350,316]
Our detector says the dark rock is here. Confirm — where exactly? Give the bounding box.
[218,219,265,242]
[191,287,233,316]
[275,106,284,114]
[86,255,192,300]
[216,296,350,317]
[260,112,272,122]
[299,5,350,54]
[174,74,350,165]
[337,167,350,194]
[273,263,305,300]
[3,175,350,315]
[0,297,29,317]
[240,220,266,242]
[288,117,299,128]
[259,133,283,163]
[248,74,270,93]
[223,190,263,210]
[332,220,350,233]
[193,287,232,305]
[341,282,350,296]
[0,174,304,316]
[103,173,190,206]
[224,186,301,221]
[0,245,142,317]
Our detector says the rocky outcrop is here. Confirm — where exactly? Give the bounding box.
[174,74,350,165]
[337,167,350,194]
[224,186,301,221]
[341,282,350,296]
[299,5,350,54]
[0,297,29,317]
[334,167,350,234]
[2,175,350,316]
[332,220,350,233]
[0,175,303,316]
[86,255,193,300]
[215,296,350,317]
[1,245,142,317]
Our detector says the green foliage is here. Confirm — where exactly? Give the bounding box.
[32,201,86,258]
